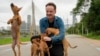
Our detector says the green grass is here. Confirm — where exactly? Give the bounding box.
[84,33,100,40]
[86,35,100,40]
[20,37,30,42]
[0,38,11,45]
[0,37,30,45]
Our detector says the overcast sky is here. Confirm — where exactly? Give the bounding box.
[0,0,80,28]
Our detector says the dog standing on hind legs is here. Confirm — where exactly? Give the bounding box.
[7,3,22,56]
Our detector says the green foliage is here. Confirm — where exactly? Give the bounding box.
[72,0,85,14]
[85,31,100,40]
[68,0,100,35]
[67,23,81,34]
[86,0,100,32]
[66,27,74,34]
[67,0,100,40]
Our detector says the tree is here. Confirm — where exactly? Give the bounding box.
[70,0,100,34]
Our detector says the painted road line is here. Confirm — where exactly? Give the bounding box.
[96,48,100,51]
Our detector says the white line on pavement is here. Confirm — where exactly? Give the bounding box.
[96,48,100,51]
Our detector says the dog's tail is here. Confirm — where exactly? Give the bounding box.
[68,42,77,48]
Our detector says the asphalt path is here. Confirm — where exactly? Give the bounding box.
[0,34,100,56]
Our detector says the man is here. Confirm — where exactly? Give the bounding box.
[39,2,65,56]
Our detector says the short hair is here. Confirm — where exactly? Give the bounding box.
[45,2,56,10]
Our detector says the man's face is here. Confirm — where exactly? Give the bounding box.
[46,6,56,19]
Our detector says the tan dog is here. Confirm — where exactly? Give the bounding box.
[7,3,22,56]
[31,34,50,56]
[45,28,77,56]
[39,33,50,56]
[31,35,41,56]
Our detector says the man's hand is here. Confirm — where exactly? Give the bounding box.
[44,37,51,41]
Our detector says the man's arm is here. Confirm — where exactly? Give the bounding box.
[51,18,65,43]
[39,19,46,33]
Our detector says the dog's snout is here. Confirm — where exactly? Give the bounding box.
[11,3,14,7]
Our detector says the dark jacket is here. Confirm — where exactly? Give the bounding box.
[39,16,65,44]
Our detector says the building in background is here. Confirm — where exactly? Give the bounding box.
[26,15,31,34]
[20,21,27,33]
[19,1,41,36]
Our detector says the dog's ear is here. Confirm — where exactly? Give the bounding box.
[18,7,22,12]
[11,3,14,7]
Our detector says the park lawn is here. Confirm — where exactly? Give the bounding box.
[0,37,30,45]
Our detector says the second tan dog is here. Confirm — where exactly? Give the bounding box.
[39,33,50,56]
[31,34,50,56]
[31,35,41,56]
[45,28,77,56]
